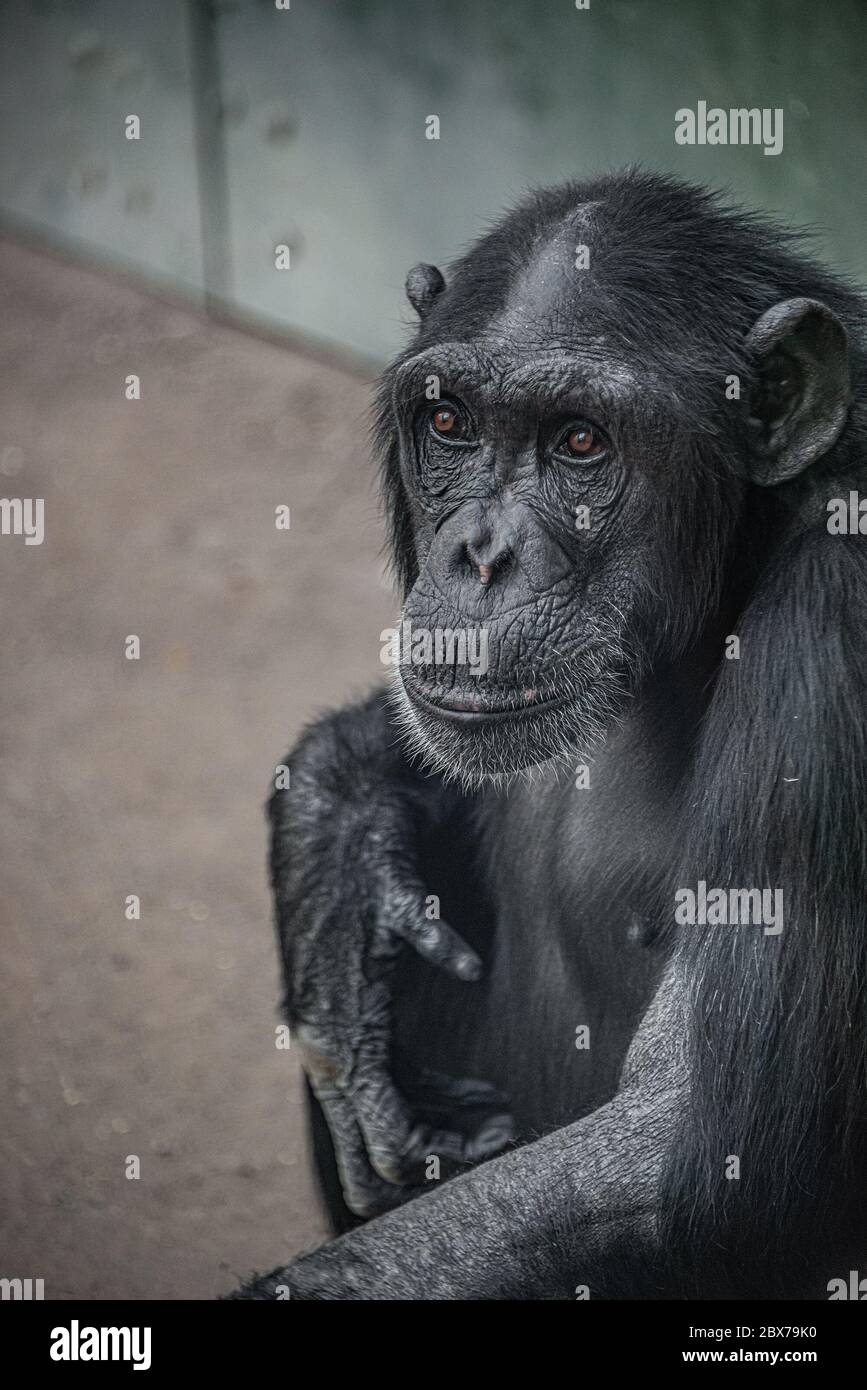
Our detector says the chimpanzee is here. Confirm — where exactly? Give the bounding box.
[240,169,867,1299]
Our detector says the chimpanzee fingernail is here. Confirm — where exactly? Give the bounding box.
[455,953,482,981]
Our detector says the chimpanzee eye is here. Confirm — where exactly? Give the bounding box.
[429,402,468,441]
[554,419,608,462]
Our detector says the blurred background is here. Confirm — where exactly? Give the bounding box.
[0,0,865,1298]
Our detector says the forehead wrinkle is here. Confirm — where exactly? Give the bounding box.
[495,353,653,426]
[392,341,667,425]
[392,342,501,407]
[507,350,640,396]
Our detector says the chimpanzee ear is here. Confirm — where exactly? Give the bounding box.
[405,263,446,319]
[745,297,850,486]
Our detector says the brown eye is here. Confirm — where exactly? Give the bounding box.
[431,403,465,439]
[559,420,606,461]
[567,425,594,454]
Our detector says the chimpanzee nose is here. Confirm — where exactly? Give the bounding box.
[463,521,516,586]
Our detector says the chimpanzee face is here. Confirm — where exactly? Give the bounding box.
[388,346,676,783]
[383,196,850,786]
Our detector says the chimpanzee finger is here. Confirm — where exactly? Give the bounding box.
[391,904,483,980]
[367,1109,517,1184]
[376,865,483,981]
[313,1084,413,1219]
[354,1053,516,1186]
[411,1111,518,1167]
[400,1066,511,1115]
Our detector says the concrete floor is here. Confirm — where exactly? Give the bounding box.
[0,239,395,1297]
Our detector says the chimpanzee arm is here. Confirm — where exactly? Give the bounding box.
[236,973,685,1299]
[271,689,515,1219]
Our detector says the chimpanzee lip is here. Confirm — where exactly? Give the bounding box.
[405,680,570,724]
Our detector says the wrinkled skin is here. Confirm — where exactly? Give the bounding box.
[268,701,516,1220]
[235,171,867,1299]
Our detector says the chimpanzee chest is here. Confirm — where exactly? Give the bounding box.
[475,776,666,1132]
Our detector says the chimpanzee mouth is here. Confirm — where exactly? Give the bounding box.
[391,650,625,786]
[404,680,571,725]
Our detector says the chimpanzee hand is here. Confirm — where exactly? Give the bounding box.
[232,984,681,1300]
[270,693,515,1218]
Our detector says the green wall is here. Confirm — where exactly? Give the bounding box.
[2,0,865,360]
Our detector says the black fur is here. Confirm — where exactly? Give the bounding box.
[245,169,867,1299]
[662,529,867,1296]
